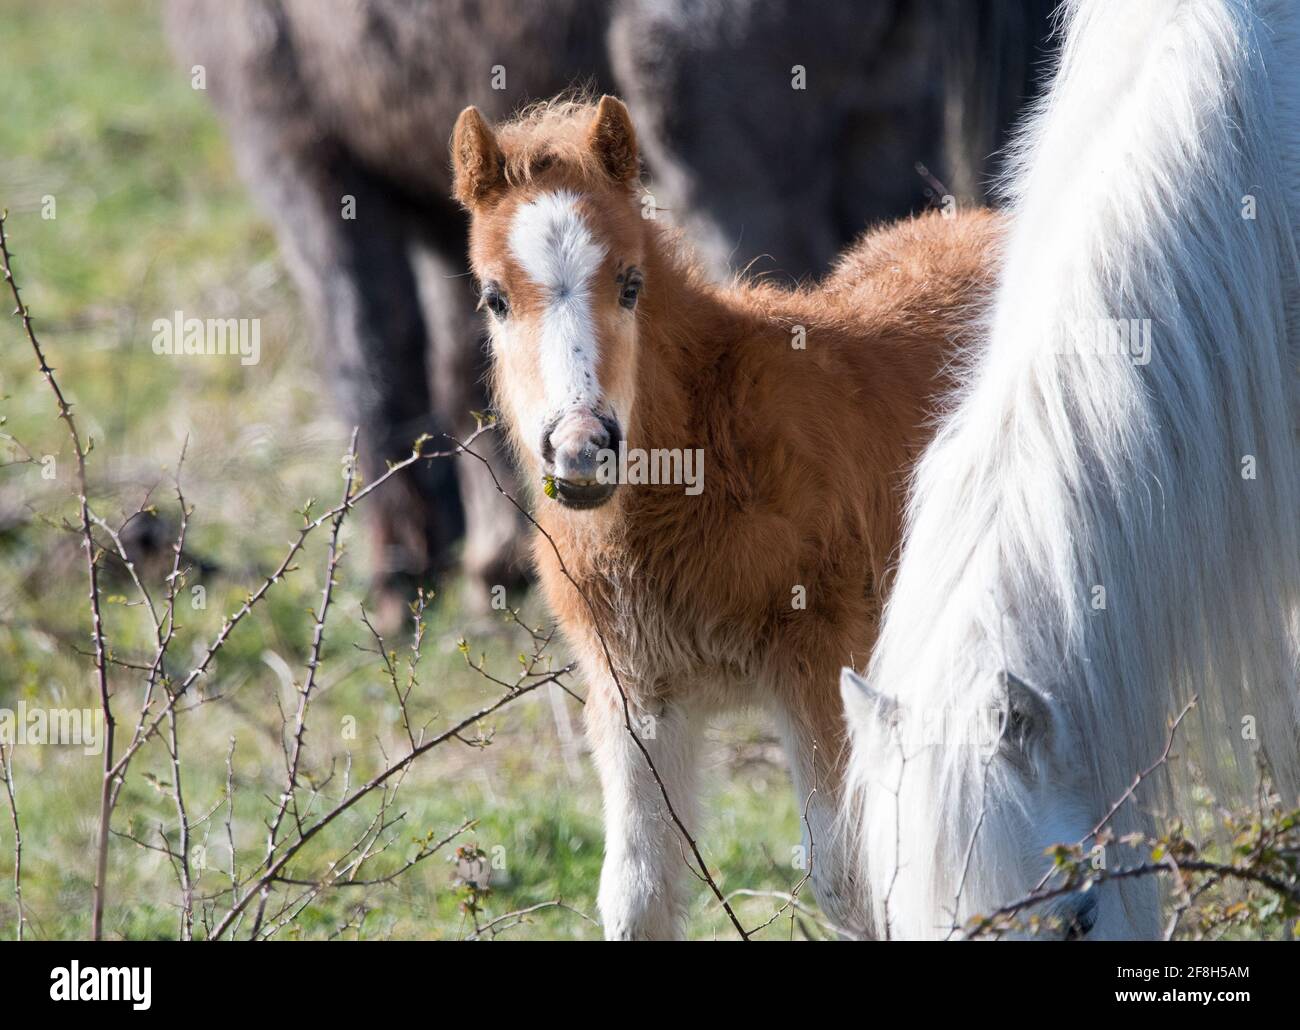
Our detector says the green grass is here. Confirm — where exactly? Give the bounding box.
[0,0,815,941]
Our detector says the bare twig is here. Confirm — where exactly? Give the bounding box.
[1,211,115,939]
[449,434,752,939]
[964,697,1206,939]
[161,449,195,939]
[462,899,598,940]
[0,741,23,941]
[742,785,818,938]
[208,661,569,940]
[1078,697,1197,851]
[723,889,852,940]
[250,429,359,938]
[111,424,497,784]
[973,857,1300,937]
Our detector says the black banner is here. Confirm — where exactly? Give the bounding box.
[0,941,1286,1016]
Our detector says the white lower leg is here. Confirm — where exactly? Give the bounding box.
[587,687,699,940]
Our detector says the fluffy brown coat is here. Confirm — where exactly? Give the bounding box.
[453,97,1001,938]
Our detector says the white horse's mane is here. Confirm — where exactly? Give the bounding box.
[845,0,1300,939]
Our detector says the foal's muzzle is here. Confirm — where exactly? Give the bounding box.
[540,408,621,509]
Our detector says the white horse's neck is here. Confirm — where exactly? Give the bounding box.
[849,0,1300,939]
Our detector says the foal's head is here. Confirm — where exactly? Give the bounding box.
[451,97,650,510]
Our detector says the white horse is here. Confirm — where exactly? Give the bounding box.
[843,0,1300,940]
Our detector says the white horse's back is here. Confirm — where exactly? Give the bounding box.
[845,0,1300,939]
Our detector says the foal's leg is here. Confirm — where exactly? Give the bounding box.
[586,680,700,940]
[774,684,871,937]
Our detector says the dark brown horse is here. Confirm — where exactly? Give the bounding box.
[167,0,1054,622]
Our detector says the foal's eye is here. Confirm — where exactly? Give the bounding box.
[617,267,643,310]
[479,282,509,319]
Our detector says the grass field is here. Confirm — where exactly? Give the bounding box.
[0,0,817,940]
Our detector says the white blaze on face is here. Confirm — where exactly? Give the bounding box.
[507,190,606,420]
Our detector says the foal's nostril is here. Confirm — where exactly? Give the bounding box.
[540,418,557,466]
[596,413,621,455]
[542,411,619,472]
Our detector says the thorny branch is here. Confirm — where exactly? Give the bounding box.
[249,428,359,939]
[0,741,23,940]
[959,695,1300,940]
[5,213,580,938]
[1,210,115,940]
[208,661,572,940]
[450,433,753,939]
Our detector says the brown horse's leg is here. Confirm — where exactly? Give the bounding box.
[410,238,529,611]
[775,666,872,938]
[205,121,461,628]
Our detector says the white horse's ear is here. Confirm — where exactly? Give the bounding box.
[840,668,901,729]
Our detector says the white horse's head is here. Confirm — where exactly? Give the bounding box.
[842,659,1154,940]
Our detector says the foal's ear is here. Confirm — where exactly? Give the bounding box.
[588,95,639,184]
[451,106,504,207]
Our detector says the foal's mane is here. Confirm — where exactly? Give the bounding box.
[487,94,728,310]
[494,94,636,191]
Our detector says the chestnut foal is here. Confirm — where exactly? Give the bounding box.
[451,96,999,939]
